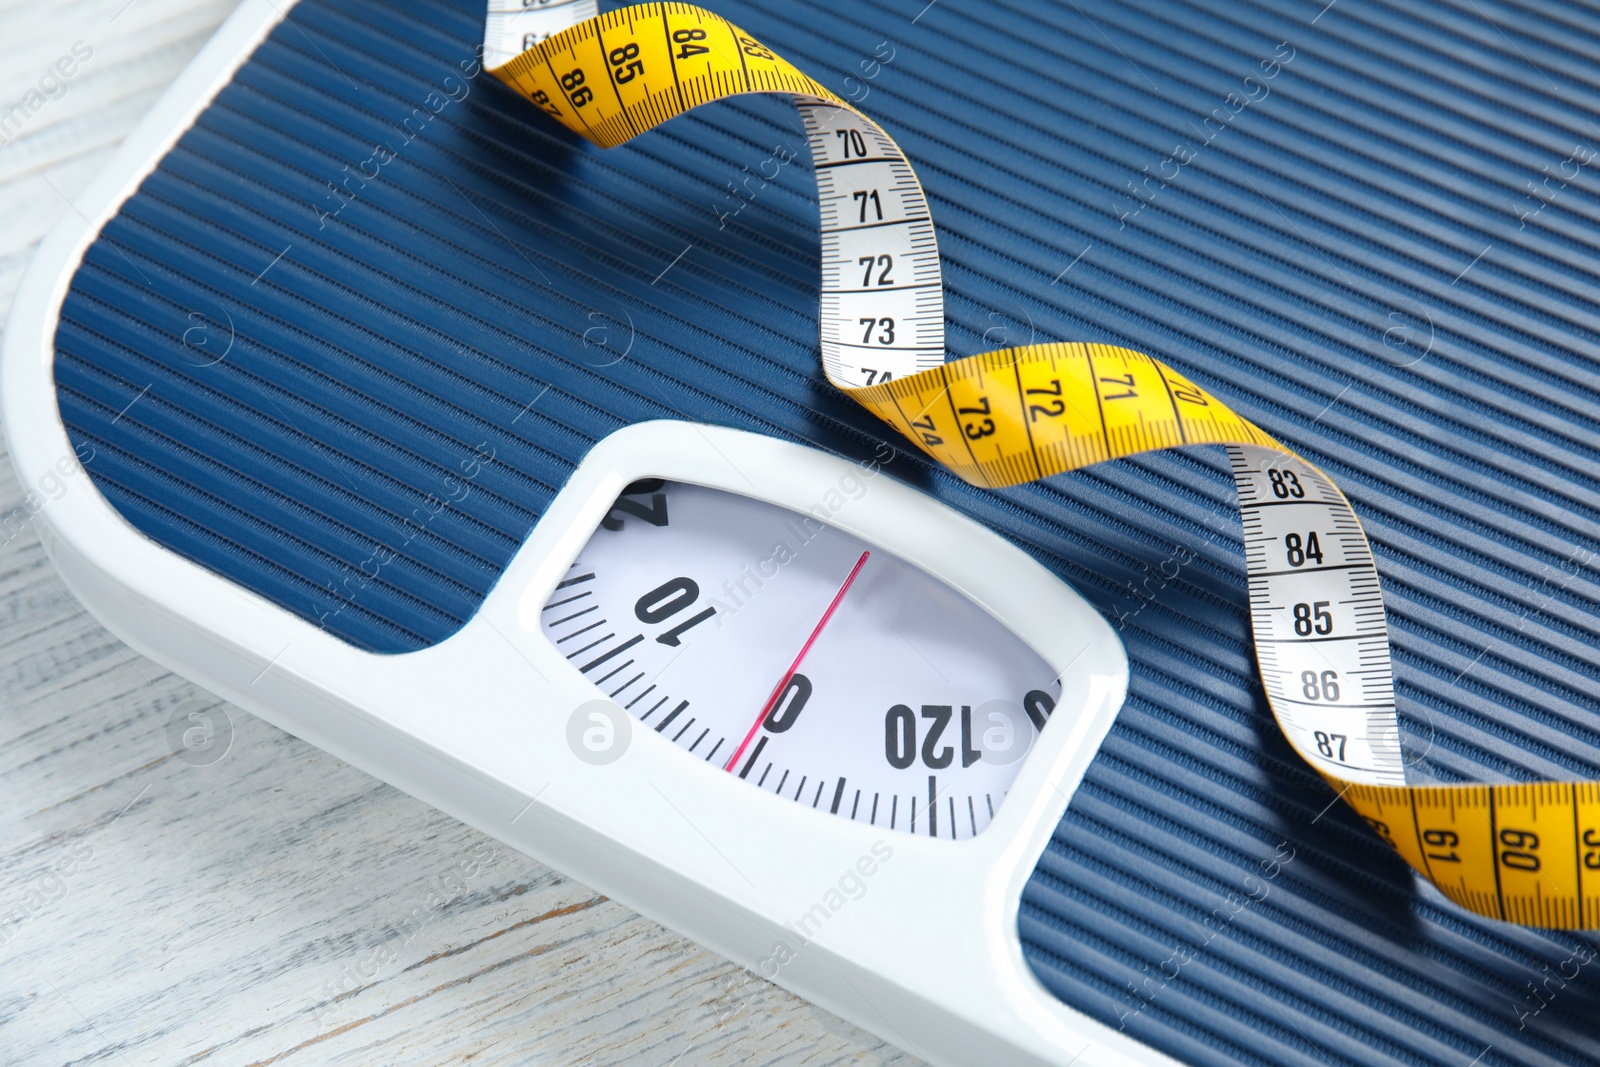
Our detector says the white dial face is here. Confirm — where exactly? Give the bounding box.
[541,480,1062,840]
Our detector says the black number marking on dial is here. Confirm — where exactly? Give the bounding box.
[920,705,954,769]
[763,673,812,733]
[633,574,716,647]
[1024,689,1055,730]
[603,478,668,531]
[883,694,1054,771]
[960,706,982,768]
[886,704,916,769]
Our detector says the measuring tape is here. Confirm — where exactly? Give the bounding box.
[486,1,1600,930]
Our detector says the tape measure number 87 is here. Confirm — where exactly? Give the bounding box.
[488,0,1600,931]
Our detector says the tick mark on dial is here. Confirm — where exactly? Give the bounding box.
[595,659,636,686]
[552,605,601,629]
[556,619,605,643]
[738,736,769,779]
[580,633,643,673]
[655,700,688,732]
[610,672,645,697]
[566,631,614,659]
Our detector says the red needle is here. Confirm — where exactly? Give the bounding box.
[723,549,870,773]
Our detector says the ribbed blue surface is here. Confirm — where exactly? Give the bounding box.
[53,0,1600,1062]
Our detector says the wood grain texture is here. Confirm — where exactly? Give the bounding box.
[0,2,921,1063]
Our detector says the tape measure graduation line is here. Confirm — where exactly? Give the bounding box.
[485,1,1600,930]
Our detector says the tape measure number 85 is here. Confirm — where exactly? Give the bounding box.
[487,0,1600,930]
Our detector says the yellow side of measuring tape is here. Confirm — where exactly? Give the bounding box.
[489,1,1600,930]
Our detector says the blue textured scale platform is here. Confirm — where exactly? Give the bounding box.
[52,0,1600,1063]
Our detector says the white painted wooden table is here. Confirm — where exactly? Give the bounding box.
[0,3,921,1063]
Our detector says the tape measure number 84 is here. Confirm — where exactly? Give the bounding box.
[487,0,1600,930]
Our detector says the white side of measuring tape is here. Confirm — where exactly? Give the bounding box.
[800,103,944,388]
[485,0,601,70]
[1229,445,1404,787]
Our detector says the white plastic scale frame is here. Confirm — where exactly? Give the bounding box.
[0,3,1154,1064]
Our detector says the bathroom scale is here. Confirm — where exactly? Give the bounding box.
[7,0,1600,1063]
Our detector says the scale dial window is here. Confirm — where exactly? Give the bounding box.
[541,480,1061,840]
